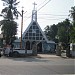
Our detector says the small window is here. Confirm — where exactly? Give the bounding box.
[33,26,35,29]
[30,26,32,29]
[25,37,28,39]
[36,30,39,33]
[29,37,32,40]
[32,37,35,40]
[40,37,42,40]
[33,33,35,36]
[29,29,32,32]
[40,33,42,36]
[36,26,38,29]
[33,22,36,25]
[36,37,39,40]
[29,33,32,36]
[25,33,28,36]
[36,33,39,36]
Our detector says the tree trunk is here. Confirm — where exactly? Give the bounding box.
[56,45,61,56]
[66,45,71,57]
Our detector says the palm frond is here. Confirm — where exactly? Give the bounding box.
[1,0,20,19]
[14,1,20,5]
[1,7,9,13]
[13,0,17,3]
[2,0,9,4]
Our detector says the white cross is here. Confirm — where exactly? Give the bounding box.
[33,2,37,10]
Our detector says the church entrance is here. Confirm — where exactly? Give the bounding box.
[37,42,42,53]
[31,41,36,49]
[25,41,30,50]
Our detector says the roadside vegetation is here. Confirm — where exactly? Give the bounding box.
[0,0,20,45]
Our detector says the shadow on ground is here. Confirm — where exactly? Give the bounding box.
[1,55,51,62]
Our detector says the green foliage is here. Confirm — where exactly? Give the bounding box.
[0,0,20,44]
[1,0,20,20]
[44,19,71,44]
[69,6,75,21]
[50,24,58,39]
[69,6,75,42]
[57,19,71,44]
[0,20,17,44]
[44,25,50,40]
[0,39,3,47]
[57,19,71,51]
[70,22,75,43]
[44,24,58,42]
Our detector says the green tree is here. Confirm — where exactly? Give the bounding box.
[49,24,58,41]
[57,19,71,43]
[57,19,71,57]
[0,0,20,44]
[44,25,50,40]
[1,0,20,20]
[70,6,75,21]
[0,20,17,44]
[57,19,71,50]
[69,6,75,42]
[44,24,58,42]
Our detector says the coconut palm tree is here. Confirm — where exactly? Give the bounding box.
[0,0,20,44]
[1,0,21,20]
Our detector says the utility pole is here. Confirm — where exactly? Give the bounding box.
[20,7,24,49]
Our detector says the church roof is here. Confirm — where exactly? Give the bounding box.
[14,39,24,42]
[22,21,48,42]
[47,41,55,44]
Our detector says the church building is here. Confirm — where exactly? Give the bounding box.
[13,3,55,53]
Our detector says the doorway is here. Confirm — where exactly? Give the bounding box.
[25,41,30,50]
[37,42,42,53]
[31,41,36,49]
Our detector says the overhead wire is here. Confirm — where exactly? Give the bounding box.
[24,13,69,21]
[23,0,49,20]
[37,0,48,8]
[24,0,69,21]
[37,0,51,11]
[38,17,67,20]
[38,14,68,16]
[25,0,52,21]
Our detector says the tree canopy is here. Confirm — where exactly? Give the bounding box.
[0,0,20,44]
[44,19,71,44]
[57,19,71,43]
[44,24,58,42]
[69,6,75,43]
[1,0,20,20]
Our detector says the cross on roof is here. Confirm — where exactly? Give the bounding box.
[33,2,37,10]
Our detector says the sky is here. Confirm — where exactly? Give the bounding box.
[0,0,74,37]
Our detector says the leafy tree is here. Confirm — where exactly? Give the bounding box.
[57,19,71,50]
[49,24,58,41]
[0,0,20,44]
[1,0,20,20]
[70,6,75,21]
[44,24,58,42]
[57,19,71,43]
[56,19,71,57]
[0,20,17,44]
[69,6,75,42]
[44,25,50,40]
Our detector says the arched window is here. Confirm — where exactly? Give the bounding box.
[25,41,30,50]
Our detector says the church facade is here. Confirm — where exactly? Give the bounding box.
[13,3,55,53]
